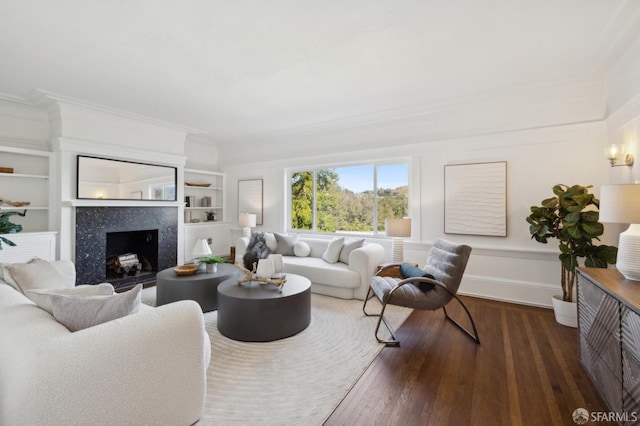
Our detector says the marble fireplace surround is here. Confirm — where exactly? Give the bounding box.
[75,206,178,288]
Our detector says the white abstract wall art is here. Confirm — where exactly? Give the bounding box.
[444,161,507,237]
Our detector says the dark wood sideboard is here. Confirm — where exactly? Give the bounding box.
[577,267,640,418]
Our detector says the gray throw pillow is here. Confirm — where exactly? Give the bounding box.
[338,239,364,264]
[275,233,298,256]
[50,284,142,331]
[25,283,115,315]
[322,237,345,264]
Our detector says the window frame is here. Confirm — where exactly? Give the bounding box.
[286,159,411,237]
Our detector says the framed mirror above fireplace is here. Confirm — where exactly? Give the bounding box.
[77,155,177,201]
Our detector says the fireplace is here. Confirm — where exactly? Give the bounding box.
[75,207,177,289]
[106,229,158,287]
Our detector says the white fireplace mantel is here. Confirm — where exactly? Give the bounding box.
[65,200,182,208]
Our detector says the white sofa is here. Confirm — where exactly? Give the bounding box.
[236,235,385,300]
[0,260,211,426]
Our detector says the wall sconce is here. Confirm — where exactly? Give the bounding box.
[606,144,634,167]
[385,218,411,263]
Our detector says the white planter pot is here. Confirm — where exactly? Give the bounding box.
[552,295,577,328]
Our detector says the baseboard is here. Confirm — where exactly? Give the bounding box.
[459,274,558,309]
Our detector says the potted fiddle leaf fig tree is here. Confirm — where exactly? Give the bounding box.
[526,184,617,327]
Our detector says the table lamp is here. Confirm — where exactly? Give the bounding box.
[239,212,257,237]
[385,218,411,263]
[599,184,640,281]
[191,238,212,264]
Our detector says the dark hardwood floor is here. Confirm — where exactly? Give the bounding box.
[324,296,614,426]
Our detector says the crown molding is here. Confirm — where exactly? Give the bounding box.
[218,77,605,145]
[28,89,205,135]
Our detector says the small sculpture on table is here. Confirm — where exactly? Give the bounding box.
[235,261,287,293]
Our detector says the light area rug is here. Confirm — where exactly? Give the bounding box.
[141,287,412,426]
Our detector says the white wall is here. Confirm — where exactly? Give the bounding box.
[222,120,610,307]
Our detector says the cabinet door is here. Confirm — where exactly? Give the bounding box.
[622,307,640,415]
[578,275,622,412]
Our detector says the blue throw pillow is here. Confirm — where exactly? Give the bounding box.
[399,263,436,292]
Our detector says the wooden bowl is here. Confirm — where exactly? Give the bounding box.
[173,264,199,276]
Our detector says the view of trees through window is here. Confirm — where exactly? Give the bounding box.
[290,163,408,234]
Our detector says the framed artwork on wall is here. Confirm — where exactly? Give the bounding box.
[444,161,507,237]
[238,179,263,225]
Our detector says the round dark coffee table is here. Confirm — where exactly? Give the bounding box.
[156,263,239,312]
[217,274,311,342]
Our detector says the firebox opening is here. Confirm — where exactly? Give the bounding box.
[106,229,159,288]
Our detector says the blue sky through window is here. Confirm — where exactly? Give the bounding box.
[336,164,407,193]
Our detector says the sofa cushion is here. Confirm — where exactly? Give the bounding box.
[322,237,345,264]
[275,233,298,256]
[338,238,364,264]
[284,256,360,289]
[2,258,67,294]
[294,241,311,257]
[25,283,115,315]
[264,232,278,252]
[50,284,142,332]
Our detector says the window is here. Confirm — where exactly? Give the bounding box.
[289,162,409,235]
[149,183,176,201]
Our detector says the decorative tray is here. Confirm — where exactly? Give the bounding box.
[185,182,211,187]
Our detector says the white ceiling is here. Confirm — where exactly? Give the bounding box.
[1,0,639,144]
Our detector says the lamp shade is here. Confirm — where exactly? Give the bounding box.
[191,238,212,258]
[238,212,257,228]
[599,184,640,281]
[385,218,412,237]
[599,184,640,224]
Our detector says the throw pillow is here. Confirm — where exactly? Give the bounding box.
[274,233,298,256]
[25,283,115,315]
[293,241,311,257]
[338,238,364,264]
[399,263,436,292]
[263,232,278,252]
[322,237,345,264]
[3,258,68,294]
[50,284,142,332]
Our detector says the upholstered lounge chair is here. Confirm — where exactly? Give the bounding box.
[363,238,479,345]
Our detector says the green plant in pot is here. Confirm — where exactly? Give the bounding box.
[526,184,617,325]
[0,210,26,250]
[199,256,225,272]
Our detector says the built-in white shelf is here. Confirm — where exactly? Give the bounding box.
[0,206,48,211]
[0,173,48,179]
